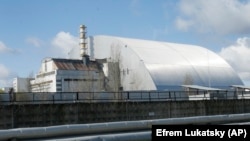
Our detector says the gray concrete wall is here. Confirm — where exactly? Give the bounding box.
[1,99,250,129]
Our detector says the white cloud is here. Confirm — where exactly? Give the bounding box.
[0,64,9,78]
[0,41,18,87]
[51,31,78,58]
[26,37,43,47]
[175,0,250,35]
[0,41,8,53]
[0,64,12,88]
[0,41,16,54]
[175,17,194,32]
[219,37,250,85]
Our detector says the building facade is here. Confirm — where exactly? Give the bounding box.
[26,58,105,92]
[13,77,31,92]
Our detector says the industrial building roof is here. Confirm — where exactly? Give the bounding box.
[182,85,225,91]
[231,85,250,90]
[52,58,99,71]
[41,58,98,72]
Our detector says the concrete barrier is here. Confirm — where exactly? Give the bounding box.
[1,113,250,140]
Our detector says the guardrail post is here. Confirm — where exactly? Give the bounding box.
[60,92,62,101]
[33,93,34,102]
[174,91,176,101]
[76,92,79,101]
[224,90,227,99]
[149,92,151,102]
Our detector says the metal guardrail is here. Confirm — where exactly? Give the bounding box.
[0,90,250,104]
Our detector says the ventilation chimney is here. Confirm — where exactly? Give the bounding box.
[79,24,89,65]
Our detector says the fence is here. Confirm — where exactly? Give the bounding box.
[1,90,250,104]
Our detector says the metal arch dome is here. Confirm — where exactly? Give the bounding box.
[114,36,243,90]
[70,35,243,90]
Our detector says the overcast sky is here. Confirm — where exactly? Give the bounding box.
[1,0,250,88]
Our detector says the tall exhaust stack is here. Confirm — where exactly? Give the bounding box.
[79,24,89,65]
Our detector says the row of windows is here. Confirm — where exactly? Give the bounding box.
[64,78,98,81]
[37,71,55,78]
[55,78,100,92]
[56,79,62,92]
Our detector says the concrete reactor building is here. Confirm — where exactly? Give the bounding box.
[14,25,244,93]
